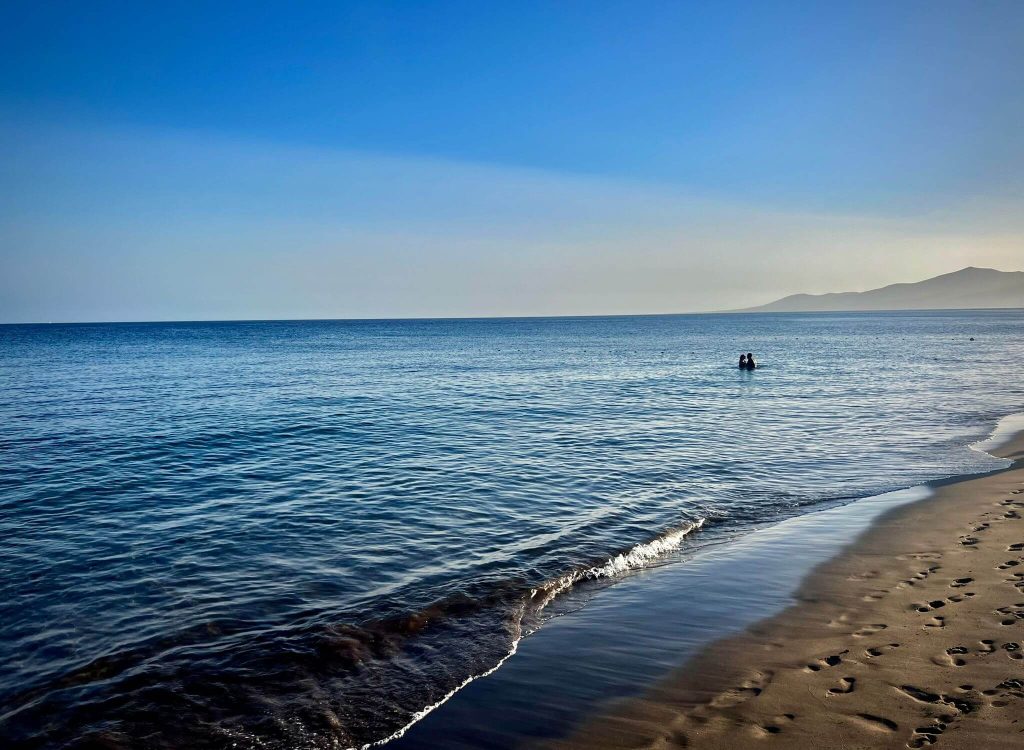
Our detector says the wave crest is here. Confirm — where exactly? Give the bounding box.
[529,518,706,610]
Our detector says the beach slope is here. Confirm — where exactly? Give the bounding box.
[546,435,1024,749]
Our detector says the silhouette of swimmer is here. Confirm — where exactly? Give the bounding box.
[739,354,747,369]
[738,352,756,370]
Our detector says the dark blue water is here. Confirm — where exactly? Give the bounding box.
[1,311,1022,749]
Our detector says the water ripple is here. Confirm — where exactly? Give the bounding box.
[1,312,1022,748]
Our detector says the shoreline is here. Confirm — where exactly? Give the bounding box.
[542,432,1024,749]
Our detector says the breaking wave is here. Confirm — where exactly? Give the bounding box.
[527,518,707,612]
[356,516,707,749]
[4,518,708,750]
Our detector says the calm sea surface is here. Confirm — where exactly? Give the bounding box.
[2,311,1022,749]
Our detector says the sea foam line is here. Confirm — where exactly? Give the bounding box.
[529,517,706,607]
[351,618,525,750]
[969,411,1024,458]
[352,516,706,749]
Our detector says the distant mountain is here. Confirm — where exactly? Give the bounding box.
[731,267,1024,313]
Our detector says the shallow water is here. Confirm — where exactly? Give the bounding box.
[389,484,937,750]
[1,311,1022,748]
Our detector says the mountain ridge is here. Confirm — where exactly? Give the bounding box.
[729,267,1024,313]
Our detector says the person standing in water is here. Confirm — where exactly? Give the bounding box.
[738,354,747,369]
[745,352,756,370]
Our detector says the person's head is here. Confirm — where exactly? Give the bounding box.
[739,353,746,361]
[747,352,753,359]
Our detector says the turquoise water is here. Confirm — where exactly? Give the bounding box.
[1,311,1021,748]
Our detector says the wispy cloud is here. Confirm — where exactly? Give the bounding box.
[1,118,1021,322]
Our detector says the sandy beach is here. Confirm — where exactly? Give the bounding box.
[546,434,1024,750]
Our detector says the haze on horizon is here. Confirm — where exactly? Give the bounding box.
[1,1,1022,324]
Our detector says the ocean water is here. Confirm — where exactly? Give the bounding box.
[1,311,1022,749]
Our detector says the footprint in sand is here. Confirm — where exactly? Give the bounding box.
[1007,542,1024,551]
[897,685,977,718]
[865,643,900,658]
[994,678,1024,696]
[934,645,969,667]
[1000,642,1022,660]
[983,678,1024,705]
[898,568,938,588]
[709,671,773,708]
[907,719,947,748]
[805,651,847,672]
[950,577,973,588]
[752,715,795,736]
[924,615,945,628]
[827,677,856,695]
[995,603,1024,625]
[853,623,887,637]
[997,558,1023,570]
[828,613,853,628]
[853,713,898,732]
[914,596,964,613]
[862,589,889,602]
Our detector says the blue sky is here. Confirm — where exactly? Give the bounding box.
[2,1,1022,321]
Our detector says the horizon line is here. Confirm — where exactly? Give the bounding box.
[2,306,1022,327]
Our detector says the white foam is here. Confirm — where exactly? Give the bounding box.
[352,616,524,750]
[529,518,707,610]
[970,412,1024,457]
[353,410,1022,749]
[350,517,706,749]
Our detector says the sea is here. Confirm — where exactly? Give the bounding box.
[2,310,1022,749]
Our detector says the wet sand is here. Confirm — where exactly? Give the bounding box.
[545,434,1024,750]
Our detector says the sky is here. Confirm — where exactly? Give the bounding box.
[1,0,1022,322]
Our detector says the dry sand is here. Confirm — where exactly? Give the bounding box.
[544,435,1024,750]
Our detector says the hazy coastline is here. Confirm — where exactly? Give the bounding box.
[730,267,1024,314]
